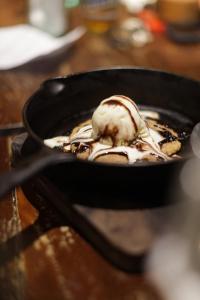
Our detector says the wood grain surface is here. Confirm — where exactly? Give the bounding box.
[0,1,200,300]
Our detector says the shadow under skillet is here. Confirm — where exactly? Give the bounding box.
[22,173,177,273]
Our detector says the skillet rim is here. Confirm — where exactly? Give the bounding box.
[22,66,199,168]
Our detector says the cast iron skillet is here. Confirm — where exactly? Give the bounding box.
[0,67,200,207]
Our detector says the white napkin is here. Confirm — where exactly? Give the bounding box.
[0,24,86,70]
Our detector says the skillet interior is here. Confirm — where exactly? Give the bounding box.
[22,68,200,208]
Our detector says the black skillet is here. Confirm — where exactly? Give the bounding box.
[0,67,200,273]
[0,67,200,206]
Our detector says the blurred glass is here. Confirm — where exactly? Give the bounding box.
[146,124,200,300]
[29,0,68,36]
[81,0,119,33]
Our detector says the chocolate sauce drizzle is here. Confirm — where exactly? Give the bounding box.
[102,97,138,132]
[115,95,140,112]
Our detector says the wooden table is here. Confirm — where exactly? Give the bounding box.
[0,2,200,300]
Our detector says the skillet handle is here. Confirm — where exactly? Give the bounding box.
[0,123,26,136]
[0,147,73,199]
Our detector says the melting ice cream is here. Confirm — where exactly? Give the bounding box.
[44,95,181,164]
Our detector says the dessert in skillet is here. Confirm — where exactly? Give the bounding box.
[44,95,182,164]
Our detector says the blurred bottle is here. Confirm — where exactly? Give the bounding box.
[29,0,68,36]
[81,0,118,33]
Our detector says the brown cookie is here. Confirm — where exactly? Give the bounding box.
[70,117,182,163]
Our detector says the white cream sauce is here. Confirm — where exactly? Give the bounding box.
[44,136,70,149]
[44,110,171,163]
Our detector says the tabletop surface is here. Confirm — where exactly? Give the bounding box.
[0,1,200,300]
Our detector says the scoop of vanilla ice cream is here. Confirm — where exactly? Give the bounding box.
[92,95,149,146]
